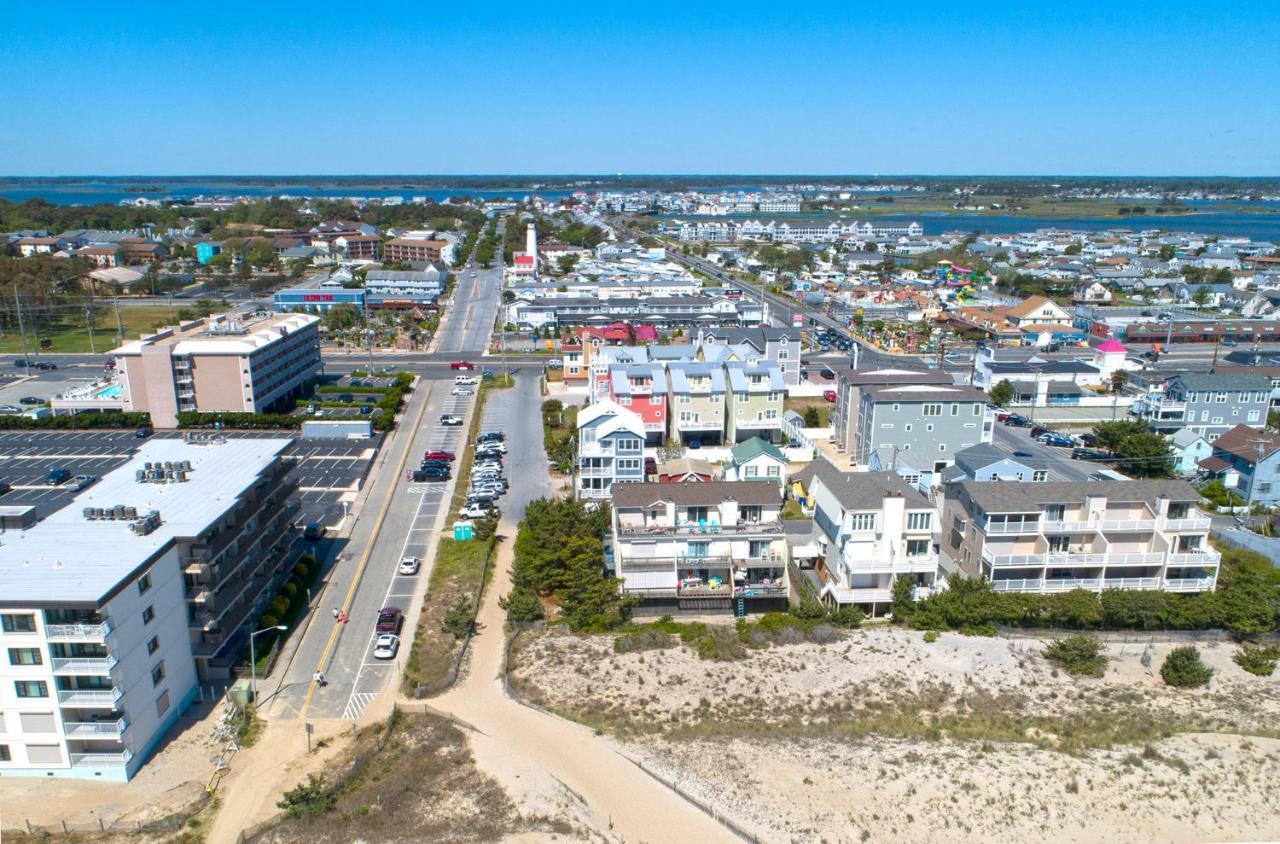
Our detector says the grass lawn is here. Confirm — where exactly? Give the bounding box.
[401,536,494,695]
[0,304,182,354]
[784,396,832,427]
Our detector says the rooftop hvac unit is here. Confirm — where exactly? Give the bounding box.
[112,505,126,520]
[83,507,95,520]
[177,470,188,482]
[94,507,106,519]
[135,469,146,482]
[124,506,137,519]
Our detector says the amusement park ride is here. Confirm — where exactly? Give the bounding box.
[935,260,989,303]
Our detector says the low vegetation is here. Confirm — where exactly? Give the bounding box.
[612,608,861,662]
[896,546,1280,635]
[1233,643,1280,676]
[540,399,576,473]
[1161,646,1214,688]
[1042,635,1109,677]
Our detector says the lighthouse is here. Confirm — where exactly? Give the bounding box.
[526,222,538,268]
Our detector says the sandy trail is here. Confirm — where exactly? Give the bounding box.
[429,517,738,844]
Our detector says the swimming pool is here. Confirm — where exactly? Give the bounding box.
[94,384,122,399]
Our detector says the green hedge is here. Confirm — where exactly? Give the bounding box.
[0,411,152,430]
[314,384,392,395]
[179,411,301,429]
[899,546,1280,635]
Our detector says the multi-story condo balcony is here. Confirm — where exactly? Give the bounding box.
[51,654,119,675]
[70,749,134,770]
[57,686,124,707]
[63,716,129,740]
[44,619,113,642]
[942,479,1219,595]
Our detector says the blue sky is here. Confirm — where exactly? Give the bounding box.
[2,1,1278,175]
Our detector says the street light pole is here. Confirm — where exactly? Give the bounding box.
[249,625,287,702]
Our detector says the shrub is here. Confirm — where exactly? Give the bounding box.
[1161,645,1214,688]
[277,774,334,818]
[923,630,939,643]
[790,596,827,621]
[280,582,298,598]
[270,597,290,616]
[613,628,676,653]
[829,605,864,629]
[806,622,841,644]
[499,588,544,623]
[1233,643,1280,677]
[695,626,748,661]
[1042,635,1108,677]
[441,598,474,640]
[259,614,278,628]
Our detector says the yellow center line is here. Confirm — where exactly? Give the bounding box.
[299,382,432,717]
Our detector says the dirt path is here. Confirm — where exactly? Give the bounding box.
[428,518,738,843]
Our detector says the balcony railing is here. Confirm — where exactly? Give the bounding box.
[1099,519,1156,532]
[70,749,133,769]
[991,578,1102,593]
[617,520,783,536]
[739,554,786,568]
[51,655,118,676]
[844,553,939,571]
[58,687,123,707]
[825,585,893,603]
[1163,515,1211,531]
[63,717,128,739]
[1169,549,1222,566]
[1101,576,1161,590]
[1039,520,1099,533]
[735,583,788,598]
[44,621,112,642]
[985,521,1042,534]
[1099,552,1166,565]
[1164,577,1216,593]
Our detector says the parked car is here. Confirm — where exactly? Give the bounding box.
[360,405,374,415]
[686,438,702,449]
[135,426,153,438]
[337,392,353,403]
[644,456,657,475]
[398,556,421,575]
[373,633,400,660]
[452,387,473,396]
[1002,413,1030,427]
[375,607,403,634]
[1072,447,1112,461]
[69,474,97,491]
[412,467,451,482]
[823,390,837,402]
[420,460,451,471]
[450,361,475,370]
[459,502,496,519]
[454,375,478,386]
[424,450,455,462]
[303,522,324,541]
[1221,337,1238,347]
[19,397,45,406]
[1078,432,1097,447]
[440,414,464,426]
[0,405,20,415]
[995,411,1011,422]
[44,468,71,486]
[475,440,506,454]
[1038,433,1075,448]
[546,359,563,369]
[476,431,505,443]
[1029,425,1049,439]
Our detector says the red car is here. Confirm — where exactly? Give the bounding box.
[424,450,455,462]
[449,361,474,370]
[823,390,837,402]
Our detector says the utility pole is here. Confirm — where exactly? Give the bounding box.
[1212,336,1222,367]
[84,303,96,355]
[364,303,373,374]
[113,296,124,346]
[14,289,30,378]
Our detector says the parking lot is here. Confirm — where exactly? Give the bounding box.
[0,428,384,528]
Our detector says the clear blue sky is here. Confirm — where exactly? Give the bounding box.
[4,1,1278,176]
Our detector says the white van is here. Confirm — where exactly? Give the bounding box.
[454,375,478,386]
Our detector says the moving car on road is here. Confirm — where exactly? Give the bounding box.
[454,375,478,386]
[19,396,45,406]
[398,556,421,575]
[449,361,475,370]
[373,634,400,660]
[452,387,474,396]
[440,414,464,426]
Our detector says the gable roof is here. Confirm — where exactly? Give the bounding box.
[792,461,931,510]
[1210,424,1280,464]
[1006,295,1065,320]
[730,437,786,465]
[611,480,780,508]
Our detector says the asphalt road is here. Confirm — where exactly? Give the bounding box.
[259,240,508,719]
[991,421,1093,481]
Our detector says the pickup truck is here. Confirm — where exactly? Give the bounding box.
[449,361,475,370]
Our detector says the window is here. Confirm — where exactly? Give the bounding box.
[137,571,152,595]
[1248,410,1260,422]
[14,680,48,698]
[907,512,932,531]
[926,424,934,432]
[678,394,690,404]
[881,423,894,429]
[745,466,758,477]
[147,636,160,656]
[922,403,942,416]
[142,605,155,625]
[904,424,912,432]
[1215,392,1228,403]
[850,513,876,531]
[1032,470,1048,482]
[892,403,900,412]
[767,465,779,477]
[1,614,35,633]
[8,648,42,666]
[0,745,9,762]
[951,403,959,416]
[902,473,921,486]
[938,443,947,452]
[1260,483,1273,494]
[156,689,171,718]
[151,662,166,686]
[972,404,982,416]
[1212,417,1223,425]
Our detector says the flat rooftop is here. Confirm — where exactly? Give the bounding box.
[0,437,293,607]
[112,311,319,356]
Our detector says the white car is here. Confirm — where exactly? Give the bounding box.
[398,556,420,575]
[459,503,494,519]
[454,375,478,385]
[440,414,464,426]
[373,633,400,660]
[451,387,473,396]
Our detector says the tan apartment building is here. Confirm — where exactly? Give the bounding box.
[111,313,322,428]
[667,362,726,445]
[383,237,447,263]
[940,479,1219,595]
